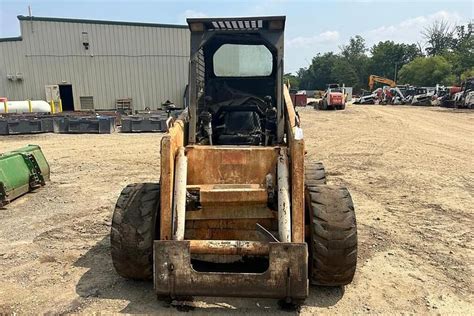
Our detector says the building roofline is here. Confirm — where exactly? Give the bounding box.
[0,36,23,43]
[17,15,188,29]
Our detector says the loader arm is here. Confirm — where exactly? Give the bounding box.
[283,84,305,242]
[159,120,185,240]
[153,82,308,302]
[369,75,397,91]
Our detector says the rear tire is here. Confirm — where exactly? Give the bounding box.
[111,183,160,280]
[306,185,357,286]
[305,162,326,186]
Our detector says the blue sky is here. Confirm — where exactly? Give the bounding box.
[1,0,472,73]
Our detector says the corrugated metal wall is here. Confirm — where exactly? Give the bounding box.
[0,16,190,110]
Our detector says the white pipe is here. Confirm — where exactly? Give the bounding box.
[0,100,51,113]
[277,147,291,243]
[172,147,187,241]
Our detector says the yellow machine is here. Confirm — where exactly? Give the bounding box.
[110,16,357,305]
[368,75,396,91]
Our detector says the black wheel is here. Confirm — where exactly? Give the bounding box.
[305,162,326,186]
[306,185,357,286]
[339,103,346,110]
[319,100,327,110]
[111,183,160,280]
[323,100,328,110]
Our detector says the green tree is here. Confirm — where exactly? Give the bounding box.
[460,68,474,81]
[340,35,367,59]
[340,35,370,90]
[298,52,339,89]
[297,36,371,91]
[422,20,455,56]
[294,21,471,91]
[398,56,454,86]
[283,73,300,89]
[369,41,422,80]
[296,67,312,89]
[445,22,473,81]
[332,58,359,87]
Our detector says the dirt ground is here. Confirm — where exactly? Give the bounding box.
[0,105,472,314]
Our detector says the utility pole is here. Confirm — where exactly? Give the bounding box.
[394,62,398,82]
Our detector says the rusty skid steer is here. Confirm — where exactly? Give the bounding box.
[111,16,357,305]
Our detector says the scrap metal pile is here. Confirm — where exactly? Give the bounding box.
[353,77,474,108]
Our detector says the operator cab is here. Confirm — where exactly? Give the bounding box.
[326,83,342,92]
[187,17,285,146]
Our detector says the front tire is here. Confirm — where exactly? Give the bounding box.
[319,100,328,110]
[306,185,357,286]
[111,183,160,280]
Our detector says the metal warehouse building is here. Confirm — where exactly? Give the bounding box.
[0,15,190,111]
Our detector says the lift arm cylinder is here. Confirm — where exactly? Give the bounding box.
[277,147,291,242]
[172,147,187,240]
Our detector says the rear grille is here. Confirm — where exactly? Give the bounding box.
[209,19,263,30]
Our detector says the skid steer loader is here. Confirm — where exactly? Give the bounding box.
[317,84,346,110]
[111,16,357,304]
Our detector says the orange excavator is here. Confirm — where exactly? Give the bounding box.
[368,75,396,91]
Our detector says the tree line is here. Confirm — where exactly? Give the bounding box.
[286,20,473,92]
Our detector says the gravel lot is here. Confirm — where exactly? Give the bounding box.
[0,105,472,314]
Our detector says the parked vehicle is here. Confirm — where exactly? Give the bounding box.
[453,77,474,109]
[110,16,357,305]
[317,84,346,110]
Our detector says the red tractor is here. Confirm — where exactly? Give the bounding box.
[316,84,346,110]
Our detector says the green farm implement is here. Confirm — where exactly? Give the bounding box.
[0,145,50,207]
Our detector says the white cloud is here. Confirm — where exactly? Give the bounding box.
[183,9,208,18]
[177,9,208,23]
[287,31,340,48]
[364,10,465,46]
